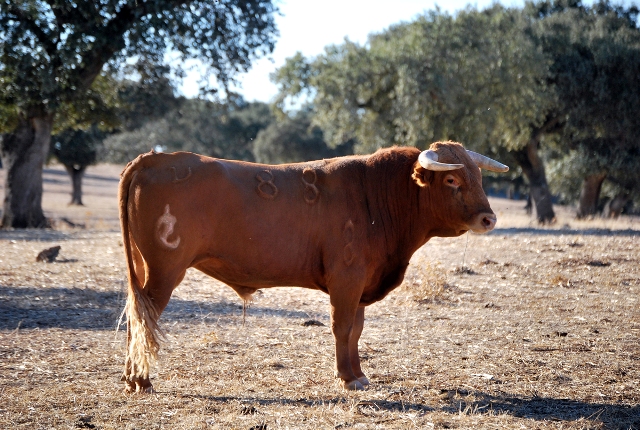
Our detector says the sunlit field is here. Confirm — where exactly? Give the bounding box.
[0,164,638,429]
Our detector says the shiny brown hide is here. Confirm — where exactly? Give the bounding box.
[119,142,496,392]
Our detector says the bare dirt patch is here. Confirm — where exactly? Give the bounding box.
[0,165,639,429]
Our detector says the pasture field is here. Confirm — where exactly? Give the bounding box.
[0,164,639,429]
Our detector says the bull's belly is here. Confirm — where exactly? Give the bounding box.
[192,254,322,291]
[187,207,329,290]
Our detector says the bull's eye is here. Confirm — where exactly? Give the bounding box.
[444,175,460,188]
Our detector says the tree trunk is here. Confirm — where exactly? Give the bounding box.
[0,110,54,228]
[65,164,87,206]
[512,139,556,224]
[603,192,630,218]
[576,173,606,219]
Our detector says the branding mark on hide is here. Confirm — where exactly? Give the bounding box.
[256,170,278,199]
[171,166,192,183]
[343,220,355,266]
[157,204,180,249]
[301,168,320,204]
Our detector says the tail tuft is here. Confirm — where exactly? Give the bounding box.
[125,286,162,380]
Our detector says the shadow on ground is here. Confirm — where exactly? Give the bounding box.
[0,285,316,330]
[0,229,77,242]
[186,391,639,428]
[492,227,640,237]
[438,388,639,429]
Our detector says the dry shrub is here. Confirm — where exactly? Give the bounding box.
[402,261,449,303]
[549,274,578,288]
[200,330,219,346]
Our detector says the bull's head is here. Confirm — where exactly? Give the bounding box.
[412,141,508,236]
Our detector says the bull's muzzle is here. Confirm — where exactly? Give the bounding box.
[470,212,497,233]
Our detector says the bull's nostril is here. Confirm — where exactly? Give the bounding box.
[482,215,496,229]
[472,213,496,233]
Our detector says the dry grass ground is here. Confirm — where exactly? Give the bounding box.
[0,164,638,429]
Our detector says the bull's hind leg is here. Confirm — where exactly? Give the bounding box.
[123,267,186,394]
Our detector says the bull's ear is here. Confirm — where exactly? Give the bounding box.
[412,163,434,187]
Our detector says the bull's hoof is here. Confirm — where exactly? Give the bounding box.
[124,383,156,395]
[122,376,155,395]
[136,384,156,394]
[123,378,136,394]
[344,379,365,391]
[357,376,370,387]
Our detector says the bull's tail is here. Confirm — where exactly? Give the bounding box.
[119,157,161,384]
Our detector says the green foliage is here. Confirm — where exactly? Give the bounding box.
[51,125,102,169]
[53,72,123,134]
[0,0,279,117]
[273,6,553,155]
[101,99,351,165]
[102,99,275,163]
[50,62,180,169]
[253,111,354,164]
[0,102,18,132]
[116,61,182,131]
[548,145,640,204]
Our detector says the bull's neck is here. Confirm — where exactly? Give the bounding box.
[362,150,430,262]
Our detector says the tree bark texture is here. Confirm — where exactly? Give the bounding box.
[576,173,606,219]
[65,164,86,206]
[512,139,556,224]
[1,112,54,228]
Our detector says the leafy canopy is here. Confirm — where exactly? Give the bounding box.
[253,110,354,164]
[0,0,279,127]
[273,5,553,154]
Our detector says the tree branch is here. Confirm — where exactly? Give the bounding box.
[6,4,58,57]
[73,0,191,93]
[531,114,563,142]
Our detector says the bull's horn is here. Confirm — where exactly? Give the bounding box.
[418,150,464,171]
[466,150,509,172]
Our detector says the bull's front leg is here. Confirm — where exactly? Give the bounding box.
[349,306,369,387]
[330,297,366,390]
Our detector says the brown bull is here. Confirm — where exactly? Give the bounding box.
[119,141,508,393]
